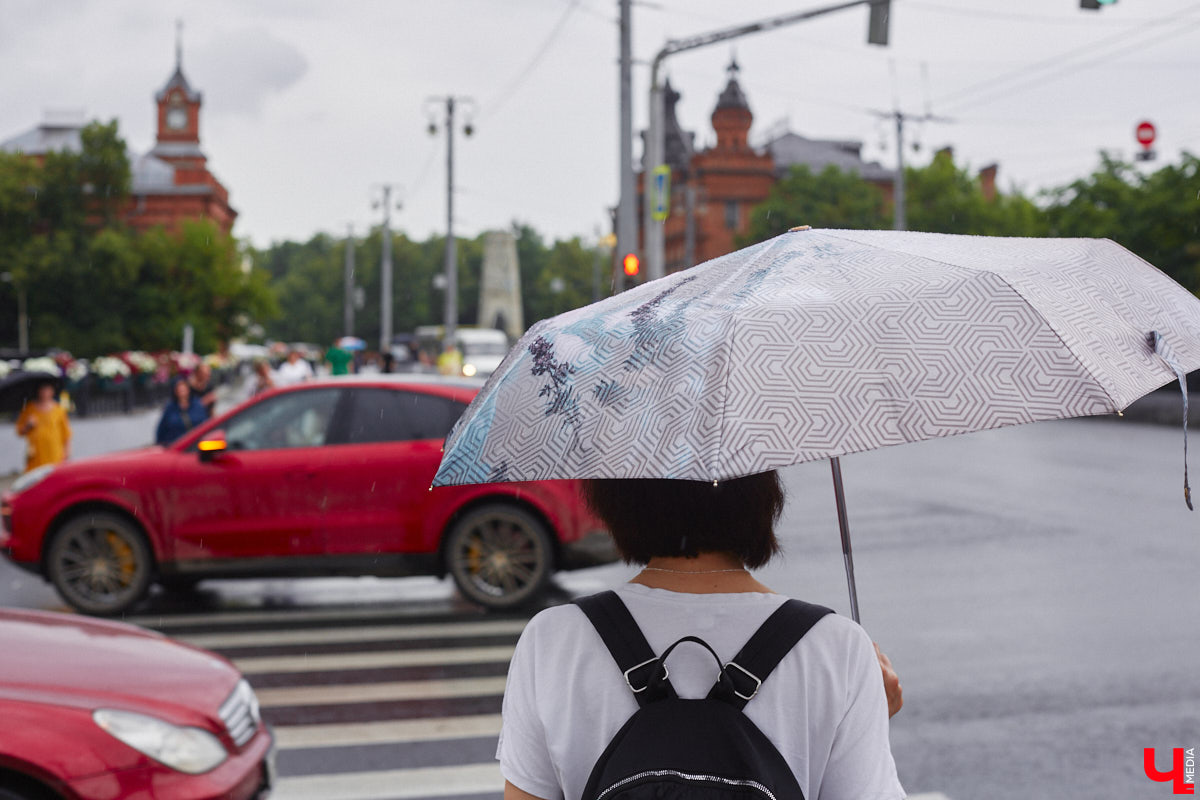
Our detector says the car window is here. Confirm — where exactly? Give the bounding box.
[223,388,342,451]
[346,388,467,444]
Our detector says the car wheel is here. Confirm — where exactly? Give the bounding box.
[47,512,154,616]
[445,504,554,610]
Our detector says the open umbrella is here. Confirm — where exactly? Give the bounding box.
[0,370,63,417]
[434,228,1200,620]
[336,336,367,351]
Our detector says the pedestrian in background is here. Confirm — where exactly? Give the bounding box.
[251,360,275,395]
[155,378,207,446]
[187,362,217,418]
[437,340,463,376]
[324,342,354,376]
[15,379,71,473]
[275,349,314,386]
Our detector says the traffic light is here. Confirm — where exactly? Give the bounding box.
[867,0,890,46]
[1080,0,1117,9]
[622,252,640,278]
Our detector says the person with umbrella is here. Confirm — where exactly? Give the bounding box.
[325,338,356,376]
[438,227,1200,800]
[14,378,71,473]
[497,472,905,800]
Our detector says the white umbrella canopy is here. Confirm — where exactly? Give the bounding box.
[434,228,1200,488]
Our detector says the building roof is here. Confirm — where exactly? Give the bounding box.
[766,130,894,183]
[714,58,749,112]
[0,122,83,156]
[155,65,202,103]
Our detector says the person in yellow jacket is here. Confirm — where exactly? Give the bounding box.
[15,379,72,472]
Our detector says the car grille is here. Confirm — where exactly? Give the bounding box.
[219,679,262,748]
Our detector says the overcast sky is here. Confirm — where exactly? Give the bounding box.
[2,0,1197,249]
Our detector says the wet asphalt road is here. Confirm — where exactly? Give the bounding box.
[2,411,1197,799]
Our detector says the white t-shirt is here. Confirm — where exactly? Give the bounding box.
[275,358,314,386]
[497,584,904,800]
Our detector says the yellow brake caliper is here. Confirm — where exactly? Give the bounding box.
[106,532,136,585]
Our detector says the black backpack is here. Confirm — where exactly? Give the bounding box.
[573,591,832,800]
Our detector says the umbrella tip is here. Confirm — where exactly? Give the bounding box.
[788,225,812,232]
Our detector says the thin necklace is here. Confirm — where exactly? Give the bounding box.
[641,566,749,574]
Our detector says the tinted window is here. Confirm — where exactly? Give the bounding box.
[346,388,466,444]
[223,388,342,451]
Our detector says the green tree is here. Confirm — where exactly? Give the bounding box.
[738,164,888,247]
[904,150,1044,237]
[1043,153,1200,291]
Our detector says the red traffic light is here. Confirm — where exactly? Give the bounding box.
[622,253,640,277]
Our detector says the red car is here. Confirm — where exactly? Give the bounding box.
[0,377,612,615]
[0,608,271,800]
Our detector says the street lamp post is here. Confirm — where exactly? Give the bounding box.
[426,96,476,346]
[643,0,891,280]
[371,185,403,355]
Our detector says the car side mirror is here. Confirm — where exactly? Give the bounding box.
[198,431,228,463]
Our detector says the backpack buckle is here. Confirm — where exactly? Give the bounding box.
[722,661,762,701]
[624,657,669,694]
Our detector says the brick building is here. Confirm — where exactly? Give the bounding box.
[1,45,236,235]
[639,60,896,272]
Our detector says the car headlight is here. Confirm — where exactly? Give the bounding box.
[11,464,54,494]
[93,709,227,774]
[462,363,477,377]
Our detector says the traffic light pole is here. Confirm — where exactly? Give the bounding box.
[644,0,890,281]
[616,0,636,294]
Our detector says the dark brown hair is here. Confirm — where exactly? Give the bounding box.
[581,471,784,568]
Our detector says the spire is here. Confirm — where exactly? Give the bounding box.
[156,19,202,103]
[715,54,749,112]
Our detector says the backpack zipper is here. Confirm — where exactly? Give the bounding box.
[597,769,778,800]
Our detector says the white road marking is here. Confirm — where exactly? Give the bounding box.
[272,762,502,800]
[257,676,507,707]
[234,644,515,674]
[179,618,527,649]
[273,714,503,749]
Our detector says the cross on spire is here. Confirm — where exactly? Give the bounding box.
[175,19,183,71]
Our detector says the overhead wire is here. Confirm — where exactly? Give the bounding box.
[945,15,1200,114]
[478,0,583,123]
[937,1,1200,111]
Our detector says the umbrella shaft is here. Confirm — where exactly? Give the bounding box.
[830,457,861,624]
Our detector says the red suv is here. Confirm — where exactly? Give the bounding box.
[0,377,612,615]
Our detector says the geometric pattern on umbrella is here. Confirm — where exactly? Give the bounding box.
[434,229,1200,486]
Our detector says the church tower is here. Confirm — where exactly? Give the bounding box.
[711,58,753,152]
[151,23,205,171]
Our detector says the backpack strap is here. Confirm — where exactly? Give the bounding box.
[708,599,833,711]
[574,591,678,707]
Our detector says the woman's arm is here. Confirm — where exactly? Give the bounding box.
[504,781,548,800]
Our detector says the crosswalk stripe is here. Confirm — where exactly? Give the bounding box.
[179,619,527,649]
[272,761,502,800]
[273,714,503,750]
[129,596,478,630]
[235,645,515,674]
[257,677,507,707]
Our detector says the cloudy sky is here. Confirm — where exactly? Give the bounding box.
[2,0,1197,249]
